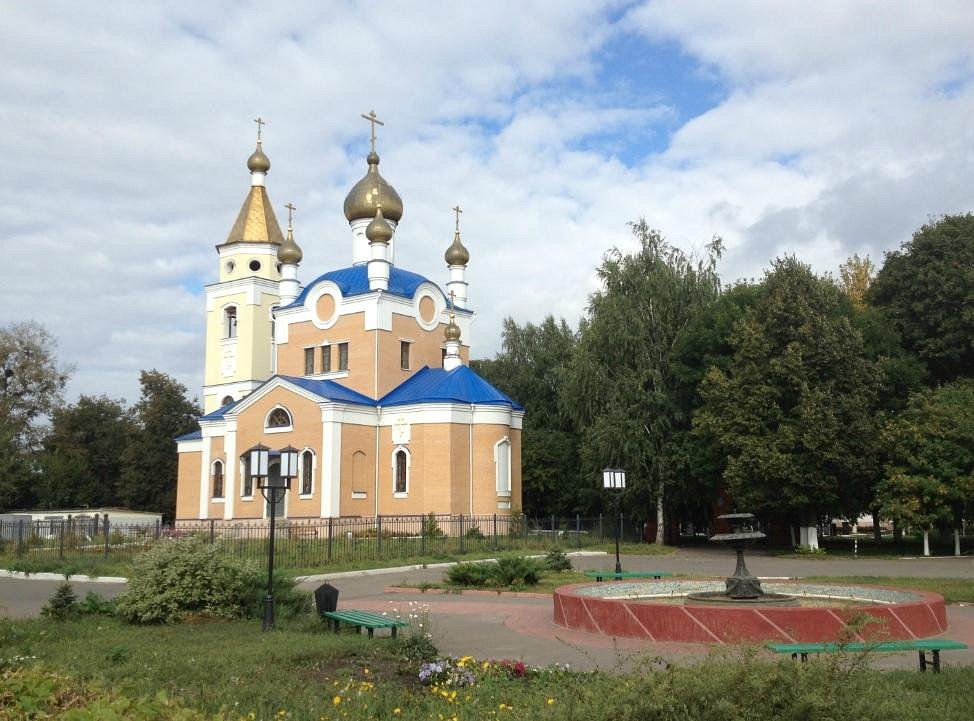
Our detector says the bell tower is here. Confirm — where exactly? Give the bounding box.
[202,119,285,413]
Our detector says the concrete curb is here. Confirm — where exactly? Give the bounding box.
[0,570,127,583]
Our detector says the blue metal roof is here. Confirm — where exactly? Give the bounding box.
[277,375,375,405]
[200,399,240,421]
[285,265,444,308]
[378,366,524,410]
[175,430,202,442]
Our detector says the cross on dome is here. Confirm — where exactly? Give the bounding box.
[360,110,384,153]
[254,116,265,142]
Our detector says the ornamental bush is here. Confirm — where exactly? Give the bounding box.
[491,555,542,587]
[115,537,266,624]
[446,561,493,587]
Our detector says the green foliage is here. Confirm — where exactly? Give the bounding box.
[543,547,572,571]
[421,512,445,538]
[80,591,118,616]
[869,213,974,383]
[696,256,882,521]
[393,633,439,663]
[119,370,200,521]
[491,554,542,587]
[446,561,493,587]
[40,582,79,621]
[115,537,266,623]
[877,379,974,530]
[464,523,484,540]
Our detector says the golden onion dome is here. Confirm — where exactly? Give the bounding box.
[365,206,393,244]
[343,151,403,223]
[444,317,462,342]
[444,230,470,266]
[247,141,271,173]
[278,225,303,264]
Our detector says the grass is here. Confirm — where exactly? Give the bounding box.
[3,616,974,720]
[804,576,974,604]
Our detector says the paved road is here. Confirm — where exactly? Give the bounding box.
[3,548,972,672]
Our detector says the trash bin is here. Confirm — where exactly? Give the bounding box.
[314,583,339,617]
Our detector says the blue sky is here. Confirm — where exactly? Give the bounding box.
[1,1,973,405]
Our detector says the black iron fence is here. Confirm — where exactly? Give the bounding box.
[0,514,645,569]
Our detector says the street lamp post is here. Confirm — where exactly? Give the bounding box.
[602,468,626,574]
[251,444,297,631]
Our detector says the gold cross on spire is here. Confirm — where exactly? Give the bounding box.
[360,110,384,152]
[254,117,265,142]
[452,205,463,233]
[285,202,296,228]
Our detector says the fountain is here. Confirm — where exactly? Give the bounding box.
[553,511,949,643]
[685,513,796,605]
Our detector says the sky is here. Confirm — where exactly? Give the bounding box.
[2,1,973,406]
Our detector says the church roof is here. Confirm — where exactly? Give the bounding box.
[224,186,285,245]
[285,265,445,308]
[175,430,202,441]
[378,366,524,410]
[277,375,376,405]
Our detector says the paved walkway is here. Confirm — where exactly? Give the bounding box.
[3,548,972,672]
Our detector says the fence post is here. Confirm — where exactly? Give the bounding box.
[493,514,498,550]
[459,515,465,554]
[327,516,333,562]
[155,520,161,540]
[58,520,65,560]
[420,514,426,556]
[103,518,110,560]
[16,520,25,558]
[209,519,216,544]
[376,516,382,557]
[575,513,581,548]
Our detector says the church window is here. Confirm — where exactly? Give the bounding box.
[212,460,224,498]
[393,447,409,496]
[241,455,254,497]
[225,260,235,274]
[441,348,447,367]
[338,342,349,371]
[400,341,411,370]
[276,262,282,274]
[304,348,315,375]
[321,345,332,373]
[266,407,292,429]
[224,306,238,339]
[249,259,261,272]
[300,450,314,496]
[495,438,511,496]
[221,395,234,407]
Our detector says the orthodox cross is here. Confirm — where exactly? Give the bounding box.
[254,116,265,142]
[452,205,463,233]
[285,202,296,227]
[360,110,384,152]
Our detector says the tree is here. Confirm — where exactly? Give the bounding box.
[868,214,974,384]
[37,395,134,509]
[0,321,71,510]
[877,380,974,556]
[472,316,583,515]
[838,253,875,311]
[695,257,882,549]
[119,370,199,520]
[561,221,723,544]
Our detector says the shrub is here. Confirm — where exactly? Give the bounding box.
[544,547,572,572]
[115,537,269,624]
[422,512,446,538]
[79,592,117,617]
[492,555,541,587]
[446,561,493,587]
[40,583,79,621]
[464,523,485,540]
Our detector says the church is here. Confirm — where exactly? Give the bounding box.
[174,116,523,522]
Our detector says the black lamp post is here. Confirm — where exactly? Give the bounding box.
[602,468,626,574]
[251,443,296,630]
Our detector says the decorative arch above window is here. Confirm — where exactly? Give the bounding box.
[265,406,293,432]
[223,305,238,339]
[494,437,512,497]
[392,446,410,497]
[221,395,234,407]
[211,460,225,499]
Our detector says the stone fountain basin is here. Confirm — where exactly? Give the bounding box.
[553,580,947,643]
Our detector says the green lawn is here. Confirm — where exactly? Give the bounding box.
[2,616,973,720]
[804,576,974,604]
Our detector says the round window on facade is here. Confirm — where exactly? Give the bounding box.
[225,260,235,274]
[249,259,261,272]
[276,262,283,274]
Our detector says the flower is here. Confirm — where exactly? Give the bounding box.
[547,698,555,705]
[332,696,342,706]
[393,710,401,716]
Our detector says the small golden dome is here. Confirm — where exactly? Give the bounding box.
[278,226,303,264]
[444,230,470,266]
[444,317,461,342]
[365,206,393,244]
[247,142,271,173]
[343,151,403,223]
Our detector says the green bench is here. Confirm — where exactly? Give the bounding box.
[321,609,408,639]
[583,570,673,582]
[767,639,968,673]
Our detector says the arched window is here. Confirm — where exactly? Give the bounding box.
[223,306,238,339]
[393,447,409,496]
[265,407,292,430]
[241,454,254,497]
[300,449,314,496]
[212,460,224,499]
[221,395,234,407]
[495,438,511,496]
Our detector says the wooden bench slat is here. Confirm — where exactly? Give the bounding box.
[323,610,407,628]
[768,640,967,653]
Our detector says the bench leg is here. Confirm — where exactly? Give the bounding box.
[933,650,941,673]
[391,627,398,639]
[800,653,808,663]
[918,651,927,672]
[367,627,374,639]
